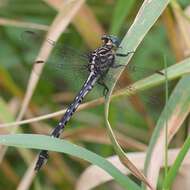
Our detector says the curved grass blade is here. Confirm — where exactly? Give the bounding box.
[163,55,169,181]
[104,0,170,189]
[0,134,141,190]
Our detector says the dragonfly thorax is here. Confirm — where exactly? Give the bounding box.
[88,45,116,76]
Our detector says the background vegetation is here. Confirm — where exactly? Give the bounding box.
[0,0,190,190]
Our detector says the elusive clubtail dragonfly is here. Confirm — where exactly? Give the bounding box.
[21,31,164,171]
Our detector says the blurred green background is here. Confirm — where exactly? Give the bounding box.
[0,0,190,190]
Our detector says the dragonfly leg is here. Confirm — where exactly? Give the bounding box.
[116,51,135,57]
[112,51,135,69]
[98,79,109,97]
[111,64,125,69]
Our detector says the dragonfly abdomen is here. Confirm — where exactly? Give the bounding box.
[34,73,99,171]
[51,73,98,138]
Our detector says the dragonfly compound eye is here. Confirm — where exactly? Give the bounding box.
[101,35,120,48]
[109,35,120,48]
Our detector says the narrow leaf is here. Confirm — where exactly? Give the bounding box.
[105,0,170,188]
[0,134,141,190]
[163,136,190,189]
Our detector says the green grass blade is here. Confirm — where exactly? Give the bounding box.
[0,134,141,190]
[163,136,190,190]
[164,55,169,179]
[113,57,190,99]
[104,0,170,187]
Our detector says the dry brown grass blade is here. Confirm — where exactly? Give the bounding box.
[0,97,105,128]
[171,2,190,50]
[76,149,190,190]
[43,0,105,48]
[120,153,153,190]
[162,8,184,61]
[0,18,49,31]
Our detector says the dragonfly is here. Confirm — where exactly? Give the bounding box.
[34,34,135,171]
[21,31,164,171]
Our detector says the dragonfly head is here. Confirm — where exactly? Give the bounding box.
[101,35,120,49]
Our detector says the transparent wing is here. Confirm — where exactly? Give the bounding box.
[20,29,165,109]
[20,30,90,92]
[101,60,165,106]
[20,30,88,61]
